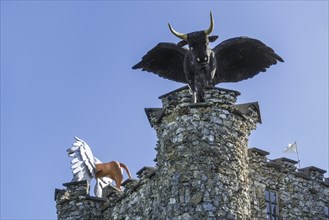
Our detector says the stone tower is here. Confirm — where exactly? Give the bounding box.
[144,86,259,219]
[55,86,328,219]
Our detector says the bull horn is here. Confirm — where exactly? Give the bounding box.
[204,11,214,35]
[168,23,187,40]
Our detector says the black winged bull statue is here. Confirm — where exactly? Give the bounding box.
[133,12,284,103]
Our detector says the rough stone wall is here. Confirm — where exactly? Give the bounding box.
[101,87,258,219]
[56,87,259,219]
[55,87,329,220]
[147,87,257,219]
[248,148,329,220]
[55,181,105,219]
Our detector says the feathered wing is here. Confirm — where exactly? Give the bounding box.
[213,37,284,84]
[67,137,96,183]
[132,42,188,83]
[67,137,112,197]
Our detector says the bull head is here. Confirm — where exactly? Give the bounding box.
[168,12,218,66]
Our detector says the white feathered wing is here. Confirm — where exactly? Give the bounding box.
[67,137,112,197]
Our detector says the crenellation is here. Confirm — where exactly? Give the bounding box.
[236,102,262,124]
[55,181,105,219]
[145,108,163,127]
[136,166,157,179]
[54,188,65,201]
[272,157,298,172]
[248,147,270,158]
[298,166,327,181]
[121,179,140,193]
[62,180,89,196]
[55,87,328,219]
[249,150,328,219]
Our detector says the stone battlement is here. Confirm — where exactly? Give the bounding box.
[55,150,328,219]
[249,147,328,183]
[55,87,328,219]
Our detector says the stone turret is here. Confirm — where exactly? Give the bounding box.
[145,86,260,219]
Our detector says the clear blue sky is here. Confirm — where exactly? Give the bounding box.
[1,1,328,219]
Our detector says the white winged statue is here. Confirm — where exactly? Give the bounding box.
[67,137,112,197]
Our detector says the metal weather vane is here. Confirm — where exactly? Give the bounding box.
[132,12,284,103]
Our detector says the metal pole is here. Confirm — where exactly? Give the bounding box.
[295,141,301,169]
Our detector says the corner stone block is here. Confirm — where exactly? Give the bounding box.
[55,180,106,219]
[272,157,298,172]
[136,166,157,179]
[122,179,139,191]
[298,166,327,181]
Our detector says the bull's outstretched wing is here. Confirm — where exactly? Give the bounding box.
[213,37,284,84]
[132,43,188,83]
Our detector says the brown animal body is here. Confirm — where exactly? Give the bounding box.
[95,161,132,189]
